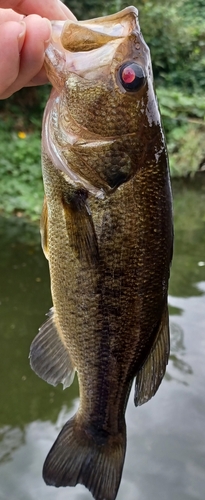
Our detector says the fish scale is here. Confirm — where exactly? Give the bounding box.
[29,6,173,500]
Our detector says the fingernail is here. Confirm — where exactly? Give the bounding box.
[18,21,26,52]
[43,18,52,46]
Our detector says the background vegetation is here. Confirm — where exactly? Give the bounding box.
[0,0,204,219]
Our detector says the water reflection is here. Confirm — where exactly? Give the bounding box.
[0,181,205,499]
[0,427,25,465]
[167,321,193,385]
[169,178,205,298]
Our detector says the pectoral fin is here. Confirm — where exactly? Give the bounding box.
[29,309,75,389]
[62,188,99,266]
[134,304,170,406]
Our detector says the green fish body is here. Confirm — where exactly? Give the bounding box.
[30,7,173,500]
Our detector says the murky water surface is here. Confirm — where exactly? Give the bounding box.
[0,179,205,500]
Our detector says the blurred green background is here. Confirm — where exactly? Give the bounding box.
[0,0,204,219]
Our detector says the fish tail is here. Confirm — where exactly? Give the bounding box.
[43,414,126,500]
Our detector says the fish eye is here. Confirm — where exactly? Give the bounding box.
[118,62,145,92]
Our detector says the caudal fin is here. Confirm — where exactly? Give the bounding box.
[43,415,126,500]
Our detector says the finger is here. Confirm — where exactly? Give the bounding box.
[0,8,24,23]
[26,65,49,87]
[0,20,26,98]
[20,15,51,82]
[0,16,51,99]
[0,0,77,20]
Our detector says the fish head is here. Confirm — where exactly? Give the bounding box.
[43,7,164,193]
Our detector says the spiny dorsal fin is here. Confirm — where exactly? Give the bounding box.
[29,308,75,389]
[134,304,170,406]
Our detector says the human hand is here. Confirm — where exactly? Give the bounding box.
[0,0,76,99]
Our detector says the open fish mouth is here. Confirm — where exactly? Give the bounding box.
[50,6,139,51]
[44,7,145,87]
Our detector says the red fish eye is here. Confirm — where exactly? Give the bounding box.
[119,62,145,92]
[121,66,136,84]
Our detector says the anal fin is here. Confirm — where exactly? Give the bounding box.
[29,308,75,389]
[134,304,170,406]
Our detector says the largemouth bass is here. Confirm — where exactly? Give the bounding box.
[30,6,173,500]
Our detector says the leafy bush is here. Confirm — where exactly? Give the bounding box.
[0,124,43,220]
[139,0,205,92]
[63,0,145,19]
[157,87,205,175]
[168,123,205,176]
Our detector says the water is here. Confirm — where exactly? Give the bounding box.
[0,178,205,500]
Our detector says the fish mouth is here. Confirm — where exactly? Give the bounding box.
[51,6,139,49]
[44,6,142,89]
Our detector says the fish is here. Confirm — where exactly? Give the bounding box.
[29,6,173,500]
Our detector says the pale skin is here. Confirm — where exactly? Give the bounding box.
[0,0,76,99]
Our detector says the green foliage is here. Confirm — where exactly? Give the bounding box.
[168,124,205,177]
[157,87,205,175]
[0,122,43,220]
[0,86,50,219]
[169,177,205,298]
[139,0,205,92]
[0,86,50,131]
[158,88,205,124]
[63,0,145,19]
